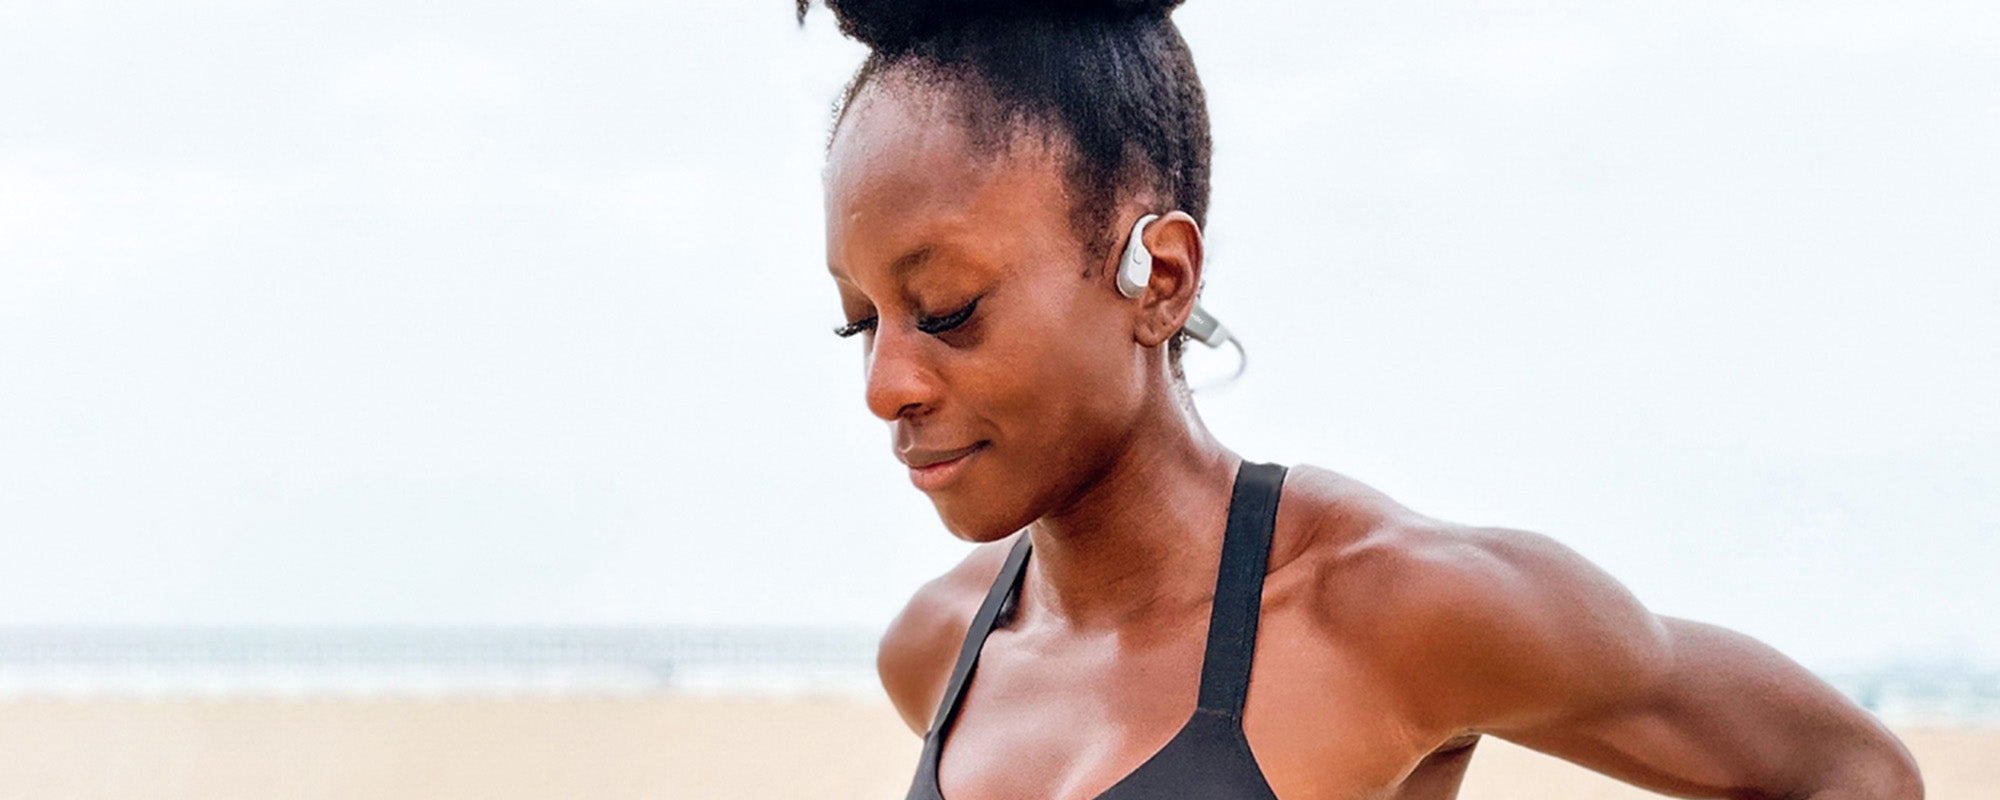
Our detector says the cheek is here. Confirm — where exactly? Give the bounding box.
[979,293,1144,459]
[924,312,1143,540]
[933,364,1128,540]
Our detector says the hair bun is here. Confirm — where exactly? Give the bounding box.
[799,0,1188,53]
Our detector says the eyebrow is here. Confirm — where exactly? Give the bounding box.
[827,245,936,281]
[890,246,936,278]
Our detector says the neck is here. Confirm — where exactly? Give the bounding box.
[1024,393,1239,631]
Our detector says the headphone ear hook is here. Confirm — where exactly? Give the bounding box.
[1116,213,1159,299]
[1116,212,1247,386]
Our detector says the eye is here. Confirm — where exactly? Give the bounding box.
[833,316,878,338]
[915,297,979,335]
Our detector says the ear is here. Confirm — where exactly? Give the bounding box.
[1129,211,1204,348]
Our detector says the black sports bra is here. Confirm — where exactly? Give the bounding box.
[905,461,1289,800]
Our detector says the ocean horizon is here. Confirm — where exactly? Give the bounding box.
[1,626,1994,727]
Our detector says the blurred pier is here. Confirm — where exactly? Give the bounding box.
[0,627,882,697]
[2,627,1995,726]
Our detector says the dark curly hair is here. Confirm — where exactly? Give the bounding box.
[796,0,1211,265]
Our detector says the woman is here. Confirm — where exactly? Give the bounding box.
[801,1,1923,798]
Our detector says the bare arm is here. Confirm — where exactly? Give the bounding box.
[1500,617,1921,799]
[1396,527,1921,799]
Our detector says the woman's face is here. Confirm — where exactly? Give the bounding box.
[823,79,1151,542]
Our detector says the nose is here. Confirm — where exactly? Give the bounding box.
[864,325,940,422]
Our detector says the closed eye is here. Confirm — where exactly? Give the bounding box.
[916,298,979,335]
[833,316,877,338]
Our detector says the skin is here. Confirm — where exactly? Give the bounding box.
[825,72,1924,800]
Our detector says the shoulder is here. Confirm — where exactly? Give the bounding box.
[1277,465,1672,731]
[875,531,1024,736]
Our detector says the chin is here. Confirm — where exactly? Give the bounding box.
[929,492,1039,544]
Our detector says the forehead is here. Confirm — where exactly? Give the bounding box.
[823,77,1083,280]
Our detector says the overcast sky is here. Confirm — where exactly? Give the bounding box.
[1,0,1994,669]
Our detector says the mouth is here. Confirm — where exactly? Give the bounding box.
[899,442,987,491]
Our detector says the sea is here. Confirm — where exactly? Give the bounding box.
[1,627,1995,727]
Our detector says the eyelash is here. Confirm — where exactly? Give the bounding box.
[831,298,980,339]
[833,317,876,338]
[917,298,979,335]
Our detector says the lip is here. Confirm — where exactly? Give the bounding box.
[900,442,986,491]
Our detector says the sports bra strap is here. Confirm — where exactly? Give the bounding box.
[1195,461,1288,716]
[926,532,1034,735]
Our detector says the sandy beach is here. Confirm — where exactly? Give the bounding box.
[0,694,1988,799]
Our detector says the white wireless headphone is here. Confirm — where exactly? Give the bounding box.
[1116,213,1231,349]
